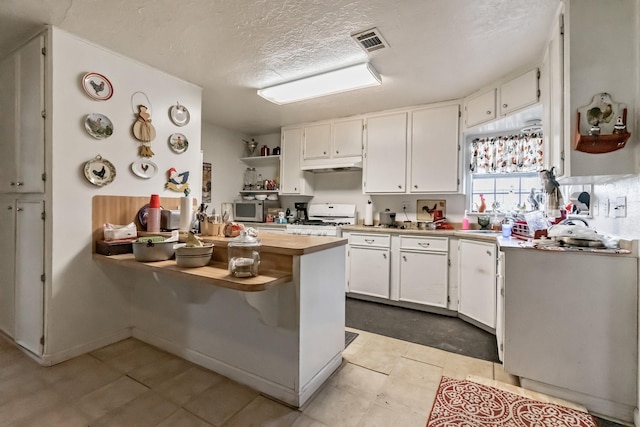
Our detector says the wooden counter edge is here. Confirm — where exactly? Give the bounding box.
[93,254,293,292]
[199,235,347,256]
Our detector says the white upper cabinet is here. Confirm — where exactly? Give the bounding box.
[364,112,407,193]
[0,34,46,194]
[332,118,363,158]
[301,117,363,169]
[499,69,539,116]
[303,122,331,160]
[280,127,314,195]
[464,68,539,130]
[465,89,497,128]
[410,104,460,193]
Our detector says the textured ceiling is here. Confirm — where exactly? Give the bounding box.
[0,0,560,135]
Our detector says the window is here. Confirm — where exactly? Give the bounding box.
[470,172,541,213]
[468,134,544,213]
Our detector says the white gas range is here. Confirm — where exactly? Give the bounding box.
[285,203,357,237]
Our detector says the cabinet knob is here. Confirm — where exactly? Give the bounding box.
[335,150,339,154]
[323,151,326,155]
[398,185,402,189]
[15,181,23,187]
[402,255,407,261]
[418,242,430,247]
[16,207,23,212]
[10,182,15,186]
[382,253,387,259]
[364,239,374,244]
[502,103,508,108]
[486,250,492,256]
[486,110,491,115]
[7,206,12,210]
[414,185,418,189]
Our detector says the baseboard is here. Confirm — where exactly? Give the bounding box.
[132,327,330,408]
[520,377,635,425]
[457,313,496,334]
[40,328,132,366]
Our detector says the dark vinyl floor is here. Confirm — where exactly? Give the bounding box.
[346,297,498,363]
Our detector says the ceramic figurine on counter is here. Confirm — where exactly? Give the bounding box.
[540,167,564,219]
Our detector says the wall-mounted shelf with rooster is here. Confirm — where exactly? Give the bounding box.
[574,93,631,154]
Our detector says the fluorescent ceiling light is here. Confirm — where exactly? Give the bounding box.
[257,63,381,105]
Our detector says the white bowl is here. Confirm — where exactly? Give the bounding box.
[255,194,268,200]
[175,243,214,267]
[133,240,176,262]
[242,195,255,200]
[267,194,278,201]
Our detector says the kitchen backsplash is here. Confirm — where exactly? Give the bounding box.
[591,175,640,239]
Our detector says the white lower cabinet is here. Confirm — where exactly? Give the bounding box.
[398,236,448,307]
[458,239,497,330]
[346,233,391,298]
[0,197,45,355]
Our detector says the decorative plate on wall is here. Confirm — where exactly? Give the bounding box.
[169,103,190,126]
[84,155,116,186]
[131,159,158,179]
[84,113,114,139]
[82,72,113,101]
[168,133,189,154]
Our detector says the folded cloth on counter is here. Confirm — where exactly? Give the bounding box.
[103,222,137,241]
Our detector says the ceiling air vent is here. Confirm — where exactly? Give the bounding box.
[351,28,388,53]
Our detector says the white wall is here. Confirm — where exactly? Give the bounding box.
[201,122,248,214]
[46,27,202,359]
[590,175,640,239]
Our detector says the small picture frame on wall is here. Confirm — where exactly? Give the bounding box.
[202,162,212,203]
[417,199,446,221]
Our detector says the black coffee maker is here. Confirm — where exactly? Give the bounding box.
[294,202,308,222]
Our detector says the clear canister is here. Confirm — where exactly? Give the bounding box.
[228,230,261,277]
[243,168,257,190]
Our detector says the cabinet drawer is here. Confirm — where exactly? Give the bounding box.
[349,233,391,248]
[399,236,448,252]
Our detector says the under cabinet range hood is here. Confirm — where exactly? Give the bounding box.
[300,159,363,172]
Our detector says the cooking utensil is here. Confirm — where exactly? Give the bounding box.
[132,239,176,262]
[379,209,396,226]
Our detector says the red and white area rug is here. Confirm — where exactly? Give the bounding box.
[426,376,599,427]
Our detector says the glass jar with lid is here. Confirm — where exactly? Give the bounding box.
[243,168,257,190]
[228,230,261,277]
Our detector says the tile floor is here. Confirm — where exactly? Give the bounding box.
[0,328,520,426]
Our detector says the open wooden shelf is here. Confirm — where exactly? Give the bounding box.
[574,110,631,154]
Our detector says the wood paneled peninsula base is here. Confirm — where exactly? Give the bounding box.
[93,197,347,407]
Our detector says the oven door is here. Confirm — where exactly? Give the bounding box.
[233,201,264,222]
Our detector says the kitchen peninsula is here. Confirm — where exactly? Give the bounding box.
[93,196,347,407]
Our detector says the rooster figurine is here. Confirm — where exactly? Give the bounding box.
[475,194,487,213]
[165,167,190,193]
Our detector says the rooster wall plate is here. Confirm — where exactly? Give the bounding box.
[82,72,113,101]
[84,155,116,186]
[131,159,158,179]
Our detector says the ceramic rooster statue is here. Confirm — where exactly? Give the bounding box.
[475,194,487,213]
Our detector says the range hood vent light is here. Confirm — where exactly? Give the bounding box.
[351,28,389,53]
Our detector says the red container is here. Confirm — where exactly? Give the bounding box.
[149,194,160,208]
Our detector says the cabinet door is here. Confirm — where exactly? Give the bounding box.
[14,199,44,355]
[0,35,45,194]
[332,118,363,158]
[499,69,539,116]
[399,250,448,307]
[281,128,313,195]
[348,246,390,298]
[303,123,331,160]
[0,199,16,337]
[465,89,496,128]
[364,112,407,193]
[458,240,496,329]
[542,15,564,176]
[410,105,460,193]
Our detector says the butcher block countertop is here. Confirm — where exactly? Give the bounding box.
[94,255,293,292]
[198,233,347,256]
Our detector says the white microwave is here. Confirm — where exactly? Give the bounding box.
[233,199,279,222]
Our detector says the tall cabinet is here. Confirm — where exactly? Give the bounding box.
[0,33,46,356]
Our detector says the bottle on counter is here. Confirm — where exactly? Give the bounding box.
[462,210,470,230]
[147,194,161,232]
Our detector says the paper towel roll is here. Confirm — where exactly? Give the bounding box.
[180,197,193,231]
[364,201,373,226]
